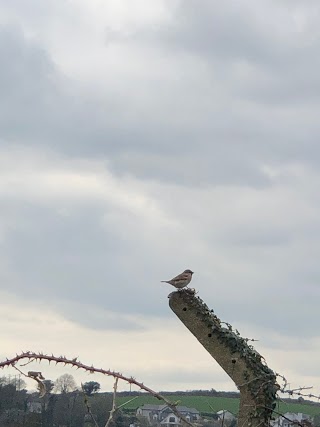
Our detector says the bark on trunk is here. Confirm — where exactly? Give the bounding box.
[169,289,278,427]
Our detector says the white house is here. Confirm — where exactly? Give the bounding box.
[216,410,236,422]
[160,413,185,427]
[137,404,200,426]
[271,412,311,427]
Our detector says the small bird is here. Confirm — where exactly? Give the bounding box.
[161,269,194,289]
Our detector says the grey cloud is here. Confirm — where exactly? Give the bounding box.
[0,25,118,154]
[0,199,171,326]
[1,0,320,349]
[1,7,320,188]
[0,26,61,141]
[222,228,293,247]
[107,150,272,188]
[56,300,147,332]
[149,1,320,101]
[157,1,278,62]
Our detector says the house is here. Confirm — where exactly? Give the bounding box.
[159,413,180,427]
[216,410,236,422]
[271,412,311,427]
[137,404,200,426]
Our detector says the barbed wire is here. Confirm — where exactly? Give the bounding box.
[276,373,320,401]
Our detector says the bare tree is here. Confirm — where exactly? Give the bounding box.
[54,373,77,394]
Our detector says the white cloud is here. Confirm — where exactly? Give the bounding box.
[0,146,175,228]
[0,291,236,392]
[1,292,319,396]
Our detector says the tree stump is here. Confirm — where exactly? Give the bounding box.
[169,289,278,427]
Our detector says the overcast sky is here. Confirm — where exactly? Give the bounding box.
[1,0,320,398]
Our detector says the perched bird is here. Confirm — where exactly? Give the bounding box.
[161,269,194,289]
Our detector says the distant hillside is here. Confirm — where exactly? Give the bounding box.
[116,393,320,418]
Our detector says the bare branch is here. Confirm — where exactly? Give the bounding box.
[105,377,119,427]
[13,365,46,397]
[0,352,194,427]
[117,395,139,410]
[81,383,99,427]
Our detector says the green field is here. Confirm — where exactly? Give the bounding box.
[117,395,320,418]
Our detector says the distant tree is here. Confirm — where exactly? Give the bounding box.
[51,391,84,427]
[54,374,77,394]
[0,375,26,390]
[82,381,101,396]
[0,381,27,423]
[90,392,114,426]
[11,376,27,391]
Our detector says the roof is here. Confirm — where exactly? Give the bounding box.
[138,404,199,414]
[216,410,235,416]
[173,406,199,414]
[139,404,167,411]
[282,413,310,418]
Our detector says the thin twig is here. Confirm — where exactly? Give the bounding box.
[205,400,215,413]
[20,358,36,366]
[12,364,46,397]
[105,377,119,427]
[117,395,139,410]
[237,376,264,388]
[81,384,99,427]
[12,364,29,380]
[272,409,306,427]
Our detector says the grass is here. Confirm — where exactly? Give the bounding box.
[117,395,320,418]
